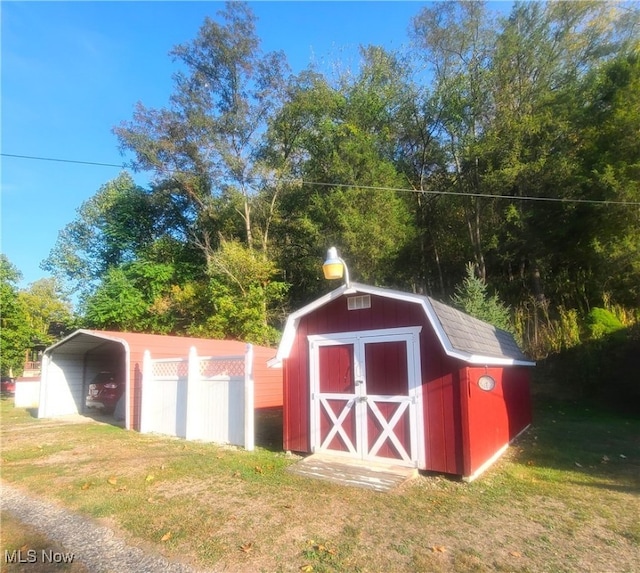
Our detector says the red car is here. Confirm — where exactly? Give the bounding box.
[85,372,124,414]
[1,376,15,395]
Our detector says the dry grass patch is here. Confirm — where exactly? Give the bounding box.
[1,396,638,572]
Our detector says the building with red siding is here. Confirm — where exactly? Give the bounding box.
[271,283,534,481]
[37,330,281,432]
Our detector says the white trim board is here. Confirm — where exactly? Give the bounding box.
[271,282,535,368]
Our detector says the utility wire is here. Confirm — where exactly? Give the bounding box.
[3,152,640,206]
[299,179,640,206]
[2,153,127,170]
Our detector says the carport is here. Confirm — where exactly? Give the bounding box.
[38,331,129,425]
[37,330,282,433]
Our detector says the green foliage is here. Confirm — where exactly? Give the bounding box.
[114,1,290,253]
[585,307,624,340]
[83,257,209,335]
[537,323,640,415]
[18,278,74,344]
[450,263,513,332]
[0,256,34,376]
[43,172,188,299]
[198,240,287,345]
[83,267,149,331]
[37,1,638,358]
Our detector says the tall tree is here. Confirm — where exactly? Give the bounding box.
[411,0,498,280]
[266,48,416,304]
[0,256,33,376]
[575,51,640,307]
[486,1,640,309]
[114,2,289,341]
[114,1,290,255]
[18,278,74,343]
[43,172,193,300]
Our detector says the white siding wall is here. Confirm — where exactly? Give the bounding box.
[15,380,40,408]
[188,375,245,444]
[141,347,254,449]
[38,354,85,418]
[140,357,188,438]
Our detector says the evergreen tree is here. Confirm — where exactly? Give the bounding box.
[450,263,513,332]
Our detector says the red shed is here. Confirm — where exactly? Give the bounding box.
[272,283,534,481]
[38,330,281,431]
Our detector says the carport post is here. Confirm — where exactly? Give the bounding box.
[37,353,51,418]
[244,344,255,451]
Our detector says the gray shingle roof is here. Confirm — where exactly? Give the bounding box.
[272,282,534,367]
[427,297,530,363]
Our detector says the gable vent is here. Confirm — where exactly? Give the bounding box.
[347,295,371,310]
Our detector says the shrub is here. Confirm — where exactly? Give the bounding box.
[585,307,624,339]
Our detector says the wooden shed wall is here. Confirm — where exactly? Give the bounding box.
[283,293,466,474]
[461,366,532,476]
[252,346,283,409]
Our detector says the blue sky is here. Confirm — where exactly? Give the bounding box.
[1,1,429,290]
[1,1,508,291]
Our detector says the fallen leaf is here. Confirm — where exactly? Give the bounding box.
[619,454,627,459]
[108,477,118,485]
[145,474,155,482]
[239,542,253,553]
[431,545,446,553]
[510,551,522,558]
[161,532,172,542]
[255,465,263,474]
[81,482,91,490]
[300,565,314,572]
[574,462,583,468]
[601,455,610,464]
[116,486,128,492]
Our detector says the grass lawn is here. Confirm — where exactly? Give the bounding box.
[1,396,638,572]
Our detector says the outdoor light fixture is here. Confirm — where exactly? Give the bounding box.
[322,247,350,287]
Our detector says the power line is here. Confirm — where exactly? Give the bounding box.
[298,179,640,206]
[2,153,127,170]
[3,152,640,206]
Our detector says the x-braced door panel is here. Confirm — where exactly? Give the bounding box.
[317,344,357,454]
[309,328,423,467]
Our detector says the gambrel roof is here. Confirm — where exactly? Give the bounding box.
[272,283,535,367]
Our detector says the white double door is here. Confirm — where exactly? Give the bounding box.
[309,327,423,467]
